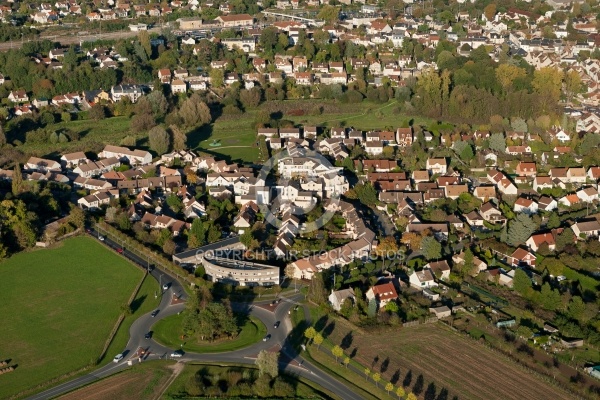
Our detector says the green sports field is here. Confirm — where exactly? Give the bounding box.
[0,236,143,399]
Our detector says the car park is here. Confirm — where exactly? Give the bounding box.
[113,353,124,363]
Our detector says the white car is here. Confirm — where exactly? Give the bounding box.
[162,283,169,291]
[170,350,183,358]
[113,353,124,363]
[99,236,105,241]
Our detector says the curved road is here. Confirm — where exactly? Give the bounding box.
[28,234,363,400]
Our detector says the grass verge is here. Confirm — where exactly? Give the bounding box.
[165,362,336,399]
[100,274,160,365]
[152,314,267,353]
[0,236,142,399]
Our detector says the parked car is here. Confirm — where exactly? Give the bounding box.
[162,283,169,291]
[171,350,184,358]
[99,236,105,241]
[113,353,124,363]
[116,248,123,254]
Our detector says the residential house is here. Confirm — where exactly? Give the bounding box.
[409,269,437,289]
[365,282,398,309]
[510,247,537,268]
[329,288,355,312]
[426,158,447,175]
[426,260,450,280]
[571,219,600,239]
[99,145,152,165]
[513,197,539,214]
[25,157,61,172]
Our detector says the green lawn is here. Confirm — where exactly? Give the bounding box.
[100,274,160,365]
[153,314,266,354]
[189,100,435,164]
[13,116,134,156]
[0,236,143,399]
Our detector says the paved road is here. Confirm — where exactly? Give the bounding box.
[28,233,363,400]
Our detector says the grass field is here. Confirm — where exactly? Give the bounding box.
[166,362,336,399]
[100,274,160,365]
[153,314,266,354]
[190,99,435,163]
[322,319,573,400]
[0,236,143,399]
[58,361,175,400]
[14,116,134,157]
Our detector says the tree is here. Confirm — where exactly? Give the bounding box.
[210,68,224,87]
[489,132,506,152]
[547,212,560,229]
[170,125,186,151]
[532,67,563,114]
[420,236,442,260]
[484,3,496,21]
[256,350,279,377]
[401,232,423,249]
[343,357,350,369]
[354,182,378,207]
[564,70,582,105]
[540,282,561,311]
[556,228,575,251]
[89,104,106,121]
[131,113,156,132]
[147,90,169,118]
[304,327,316,343]
[373,372,381,387]
[314,333,324,349]
[179,94,212,128]
[166,193,183,213]
[495,64,526,94]
[540,257,564,276]
[188,218,205,248]
[407,393,418,400]
[163,239,177,255]
[12,163,22,196]
[68,205,85,229]
[568,296,585,322]
[459,247,475,277]
[240,87,262,108]
[317,5,340,24]
[332,345,343,362]
[259,26,279,54]
[507,214,536,246]
[396,386,406,399]
[148,125,170,155]
[364,367,370,380]
[386,382,394,394]
[513,269,532,295]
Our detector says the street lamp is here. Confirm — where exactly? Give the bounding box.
[160,274,164,290]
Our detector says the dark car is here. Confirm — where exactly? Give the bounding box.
[274,321,280,329]
[151,310,159,317]
[144,331,152,339]
[263,334,271,342]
